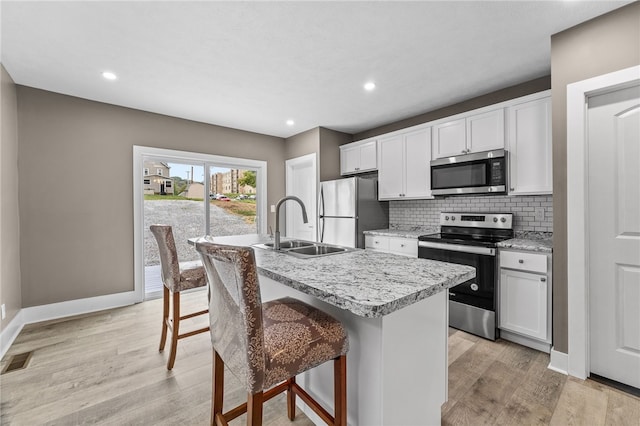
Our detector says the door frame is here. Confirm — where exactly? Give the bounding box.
[133,145,268,302]
[566,65,640,379]
[285,153,317,240]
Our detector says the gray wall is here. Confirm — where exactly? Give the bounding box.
[318,127,350,182]
[1,65,21,330]
[284,126,350,181]
[353,76,551,141]
[17,86,285,307]
[550,1,640,354]
[284,127,319,161]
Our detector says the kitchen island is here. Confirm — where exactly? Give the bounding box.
[191,234,475,426]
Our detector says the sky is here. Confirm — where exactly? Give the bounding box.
[167,163,229,182]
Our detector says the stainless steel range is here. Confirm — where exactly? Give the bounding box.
[418,212,514,340]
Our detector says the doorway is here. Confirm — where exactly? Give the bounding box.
[133,146,267,301]
[567,65,640,388]
[285,153,317,241]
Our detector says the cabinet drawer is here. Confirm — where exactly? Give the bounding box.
[500,250,546,273]
[365,235,389,251]
[388,237,418,257]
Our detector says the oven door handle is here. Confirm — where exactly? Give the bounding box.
[418,241,495,256]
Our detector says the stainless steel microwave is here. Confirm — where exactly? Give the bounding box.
[430,149,507,196]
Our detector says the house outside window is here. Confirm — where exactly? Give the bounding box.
[144,179,150,184]
[157,168,163,176]
[165,180,172,188]
[144,168,149,176]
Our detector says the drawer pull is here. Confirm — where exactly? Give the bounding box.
[375,241,379,244]
[518,259,524,264]
[400,244,405,247]
[540,278,546,282]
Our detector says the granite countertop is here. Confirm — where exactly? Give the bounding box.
[497,232,553,253]
[191,234,475,318]
[363,227,439,239]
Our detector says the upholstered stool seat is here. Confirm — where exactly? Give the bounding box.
[262,297,348,390]
[150,225,209,370]
[195,241,349,426]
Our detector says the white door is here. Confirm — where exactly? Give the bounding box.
[588,83,640,388]
[286,154,316,241]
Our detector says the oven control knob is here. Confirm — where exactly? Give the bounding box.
[470,283,479,291]
[445,216,450,221]
[500,217,506,223]
[493,217,498,223]
[451,216,456,221]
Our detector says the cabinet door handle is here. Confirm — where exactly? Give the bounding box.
[375,241,379,244]
[510,188,515,191]
[540,277,547,282]
[518,259,524,264]
[400,244,405,247]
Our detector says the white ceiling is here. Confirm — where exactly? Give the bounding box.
[1,1,631,138]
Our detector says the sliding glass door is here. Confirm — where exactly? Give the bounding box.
[134,146,267,300]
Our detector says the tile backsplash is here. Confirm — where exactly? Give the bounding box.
[389,195,553,233]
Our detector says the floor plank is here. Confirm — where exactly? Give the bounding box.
[2,295,640,425]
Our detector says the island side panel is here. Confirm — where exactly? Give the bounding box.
[382,290,448,426]
[259,275,449,425]
[260,275,384,426]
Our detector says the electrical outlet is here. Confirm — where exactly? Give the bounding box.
[535,207,545,222]
[270,205,276,213]
[1,304,6,320]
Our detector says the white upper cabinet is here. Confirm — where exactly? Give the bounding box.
[432,118,466,158]
[507,95,552,195]
[378,127,432,200]
[340,139,377,175]
[432,108,505,159]
[467,109,505,153]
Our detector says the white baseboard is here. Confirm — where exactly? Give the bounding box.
[548,347,569,375]
[0,310,25,360]
[0,291,139,359]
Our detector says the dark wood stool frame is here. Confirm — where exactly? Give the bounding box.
[211,351,347,426]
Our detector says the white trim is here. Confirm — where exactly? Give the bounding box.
[548,347,569,375]
[0,311,25,359]
[566,65,640,380]
[133,145,268,300]
[0,291,138,359]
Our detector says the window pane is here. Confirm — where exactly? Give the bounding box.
[208,167,257,236]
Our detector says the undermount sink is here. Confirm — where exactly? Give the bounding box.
[253,239,355,258]
[261,240,315,249]
[287,245,349,257]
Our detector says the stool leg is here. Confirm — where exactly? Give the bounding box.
[159,286,169,351]
[287,377,296,420]
[334,355,347,426]
[167,291,180,370]
[246,391,263,426]
[211,351,224,426]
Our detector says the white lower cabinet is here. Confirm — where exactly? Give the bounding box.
[499,249,552,352]
[365,235,417,257]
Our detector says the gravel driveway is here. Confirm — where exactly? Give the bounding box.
[144,199,256,266]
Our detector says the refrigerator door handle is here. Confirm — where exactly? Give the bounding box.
[318,186,324,242]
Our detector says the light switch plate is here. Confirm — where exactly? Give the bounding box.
[535,207,545,222]
[1,304,5,320]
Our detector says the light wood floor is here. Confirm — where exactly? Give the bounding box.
[1,290,639,425]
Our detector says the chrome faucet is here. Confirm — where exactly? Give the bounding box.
[274,196,308,250]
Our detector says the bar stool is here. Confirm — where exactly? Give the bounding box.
[150,225,210,370]
[195,241,349,426]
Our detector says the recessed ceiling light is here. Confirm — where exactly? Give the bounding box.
[286,119,295,126]
[364,82,376,91]
[102,71,117,80]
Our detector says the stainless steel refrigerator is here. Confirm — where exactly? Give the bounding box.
[318,177,389,248]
